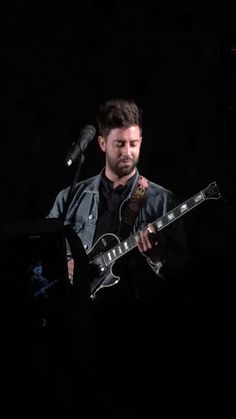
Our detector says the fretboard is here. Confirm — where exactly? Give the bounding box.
[153,191,204,231]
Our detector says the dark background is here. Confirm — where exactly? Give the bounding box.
[2,1,236,418]
[2,1,236,258]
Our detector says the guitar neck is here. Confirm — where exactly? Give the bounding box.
[153,190,205,231]
[102,182,221,267]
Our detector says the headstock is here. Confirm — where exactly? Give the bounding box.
[202,181,222,200]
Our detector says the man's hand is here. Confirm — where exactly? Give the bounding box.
[67,257,74,284]
[136,223,165,263]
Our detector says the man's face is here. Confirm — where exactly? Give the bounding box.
[98,125,142,178]
[33,265,42,277]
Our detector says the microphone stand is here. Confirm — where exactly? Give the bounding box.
[60,152,92,363]
[61,153,85,223]
[61,152,91,302]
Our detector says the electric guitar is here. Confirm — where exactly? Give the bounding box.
[88,181,221,299]
[33,279,58,299]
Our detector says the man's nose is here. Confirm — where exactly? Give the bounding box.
[122,142,132,156]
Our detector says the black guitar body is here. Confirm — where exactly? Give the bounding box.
[88,233,122,299]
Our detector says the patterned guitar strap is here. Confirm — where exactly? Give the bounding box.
[119,175,150,240]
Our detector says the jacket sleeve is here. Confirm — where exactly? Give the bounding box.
[47,189,69,219]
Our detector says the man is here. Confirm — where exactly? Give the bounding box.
[49,98,188,299]
[48,98,189,415]
[30,261,49,299]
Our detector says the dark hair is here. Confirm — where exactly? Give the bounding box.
[96,98,142,137]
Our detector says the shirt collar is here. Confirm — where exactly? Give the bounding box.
[100,170,137,195]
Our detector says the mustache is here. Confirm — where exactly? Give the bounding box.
[119,157,134,163]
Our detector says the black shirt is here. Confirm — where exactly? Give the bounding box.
[93,172,136,244]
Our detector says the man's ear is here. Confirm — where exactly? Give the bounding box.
[98,136,106,152]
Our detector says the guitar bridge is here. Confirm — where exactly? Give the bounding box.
[90,254,106,272]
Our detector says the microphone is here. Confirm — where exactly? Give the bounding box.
[66,125,96,167]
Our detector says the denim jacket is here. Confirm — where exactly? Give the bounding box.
[48,169,189,277]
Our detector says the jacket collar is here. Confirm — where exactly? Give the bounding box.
[85,168,140,195]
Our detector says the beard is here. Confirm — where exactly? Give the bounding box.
[106,156,139,178]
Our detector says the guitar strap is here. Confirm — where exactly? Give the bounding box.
[119,175,150,240]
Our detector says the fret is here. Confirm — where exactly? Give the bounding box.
[124,241,129,251]
[155,215,170,230]
[167,212,175,221]
[121,242,127,253]
[128,235,137,249]
[107,252,112,262]
[103,251,112,265]
[117,245,122,255]
[157,219,164,229]
[194,193,203,203]
[180,204,187,213]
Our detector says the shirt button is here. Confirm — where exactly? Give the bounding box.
[88,214,94,220]
[84,244,88,250]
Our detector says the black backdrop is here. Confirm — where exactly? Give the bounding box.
[2,2,236,255]
[2,2,236,418]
